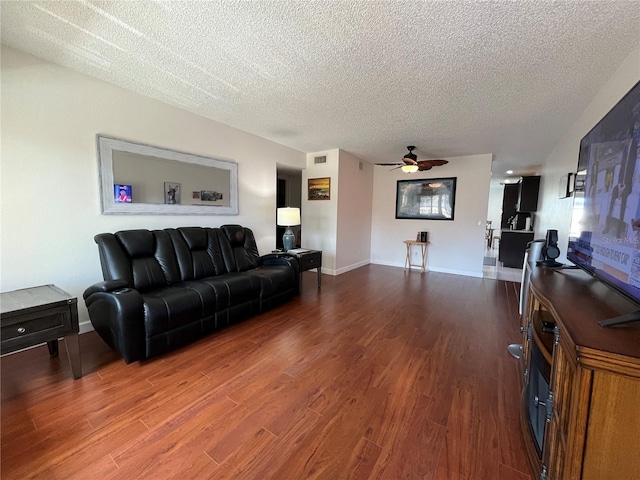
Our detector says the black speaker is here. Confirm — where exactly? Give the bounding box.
[537,229,563,267]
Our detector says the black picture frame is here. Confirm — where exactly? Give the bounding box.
[395,177,457,220]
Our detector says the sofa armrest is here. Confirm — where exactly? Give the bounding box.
[82,279,129,300]
[260,253,300,275]
[83,286,146,363]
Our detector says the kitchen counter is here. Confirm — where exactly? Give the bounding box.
[499,230,534,267]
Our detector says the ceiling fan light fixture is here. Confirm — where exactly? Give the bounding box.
[401,164,419,173]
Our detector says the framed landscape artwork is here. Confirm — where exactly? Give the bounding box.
[308,177,331,200]
[396,177,457,220]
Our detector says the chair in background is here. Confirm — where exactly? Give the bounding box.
[485,221,494,249]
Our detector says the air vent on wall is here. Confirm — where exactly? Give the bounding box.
[314,156,327,164]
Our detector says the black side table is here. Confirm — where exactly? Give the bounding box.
[288,249,322,289]
[1,284,82,379]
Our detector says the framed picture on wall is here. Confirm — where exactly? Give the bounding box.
[308,177,331,200]
[395,177,457,220]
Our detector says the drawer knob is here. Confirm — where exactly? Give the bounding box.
[17,327,26,334]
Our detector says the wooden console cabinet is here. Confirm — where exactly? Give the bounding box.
[520,266,640,480]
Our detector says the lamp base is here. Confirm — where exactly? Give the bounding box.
[282,228,295,251]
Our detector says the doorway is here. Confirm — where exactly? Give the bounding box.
[276,169,302,249]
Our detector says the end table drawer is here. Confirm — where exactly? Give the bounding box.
[1,307,68,342]
[300,253,321,270]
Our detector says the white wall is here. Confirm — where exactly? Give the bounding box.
[301,149,339,272]
[335,150,373,274]
[0,46,305,331]
[371,154,493,277]
[487,179,505,233]
[536,44,640,261]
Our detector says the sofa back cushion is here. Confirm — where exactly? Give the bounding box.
[95,229,180,291]
[169,227,227,280]
[219,225,260,272]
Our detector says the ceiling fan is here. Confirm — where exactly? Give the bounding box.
[376,146,448,173]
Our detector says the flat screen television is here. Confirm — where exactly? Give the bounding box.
[567,80,640,326]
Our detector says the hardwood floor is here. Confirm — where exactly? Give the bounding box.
[1,265,531,480]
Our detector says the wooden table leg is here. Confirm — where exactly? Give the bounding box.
[405,244,410,271]
[420,244,427,273]
[47,339,59,356]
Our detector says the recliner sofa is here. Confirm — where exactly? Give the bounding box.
[83,225,299,363]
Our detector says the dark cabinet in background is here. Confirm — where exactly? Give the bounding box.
[518,175,540,212]
[501,183,520,229]
[499,230,534,268]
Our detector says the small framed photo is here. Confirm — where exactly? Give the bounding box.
[558,173,572,199]
[308,177,331,200]
[114,184,132,203]
[164,182,180,204]
[201,190,223,201]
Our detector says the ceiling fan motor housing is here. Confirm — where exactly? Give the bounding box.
[403,146,418,164]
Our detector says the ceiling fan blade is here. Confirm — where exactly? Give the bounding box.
[417,159,448,166]
[389,165,402,171]
[418,164,433,171]
[375,162,403,166]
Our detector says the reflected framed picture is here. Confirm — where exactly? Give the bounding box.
[201,190,223,201]
[114,184,132,203]
[308,177,331,200]
[395,177,457,220]
[164,182,180,204]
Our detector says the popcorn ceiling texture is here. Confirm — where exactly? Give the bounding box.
[1,0,639,177]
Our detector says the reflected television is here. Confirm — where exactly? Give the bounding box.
[114,184,132,203]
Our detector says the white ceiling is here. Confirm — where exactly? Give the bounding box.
[2,1,639,181]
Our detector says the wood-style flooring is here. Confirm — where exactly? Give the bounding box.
[1,265,531,479]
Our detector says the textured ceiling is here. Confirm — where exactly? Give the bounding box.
[2,1,639,180]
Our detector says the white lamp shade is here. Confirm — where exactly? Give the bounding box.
[401,164,419,173]
[277,207,300,226]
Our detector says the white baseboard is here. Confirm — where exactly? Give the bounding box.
[79,321,94,334]
[334,260,370,276]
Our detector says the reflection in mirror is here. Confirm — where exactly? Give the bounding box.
[97,135,238,215]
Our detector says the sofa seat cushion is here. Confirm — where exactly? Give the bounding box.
[142,286,204,337]
[197,273,261,310]
[246,265,297,298]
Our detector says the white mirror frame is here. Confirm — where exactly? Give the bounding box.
[97,135,238,215]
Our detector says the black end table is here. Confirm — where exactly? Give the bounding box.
[287,249,322,289]
[1,284,82,379]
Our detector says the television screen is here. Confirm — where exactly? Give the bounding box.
[567,80,640,307]
[114,184,132,203]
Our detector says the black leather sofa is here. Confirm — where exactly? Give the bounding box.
[83,225,299,363]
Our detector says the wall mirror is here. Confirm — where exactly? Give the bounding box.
[97,135,238,215]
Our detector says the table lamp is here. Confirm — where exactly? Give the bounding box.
[277,207,300,251]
